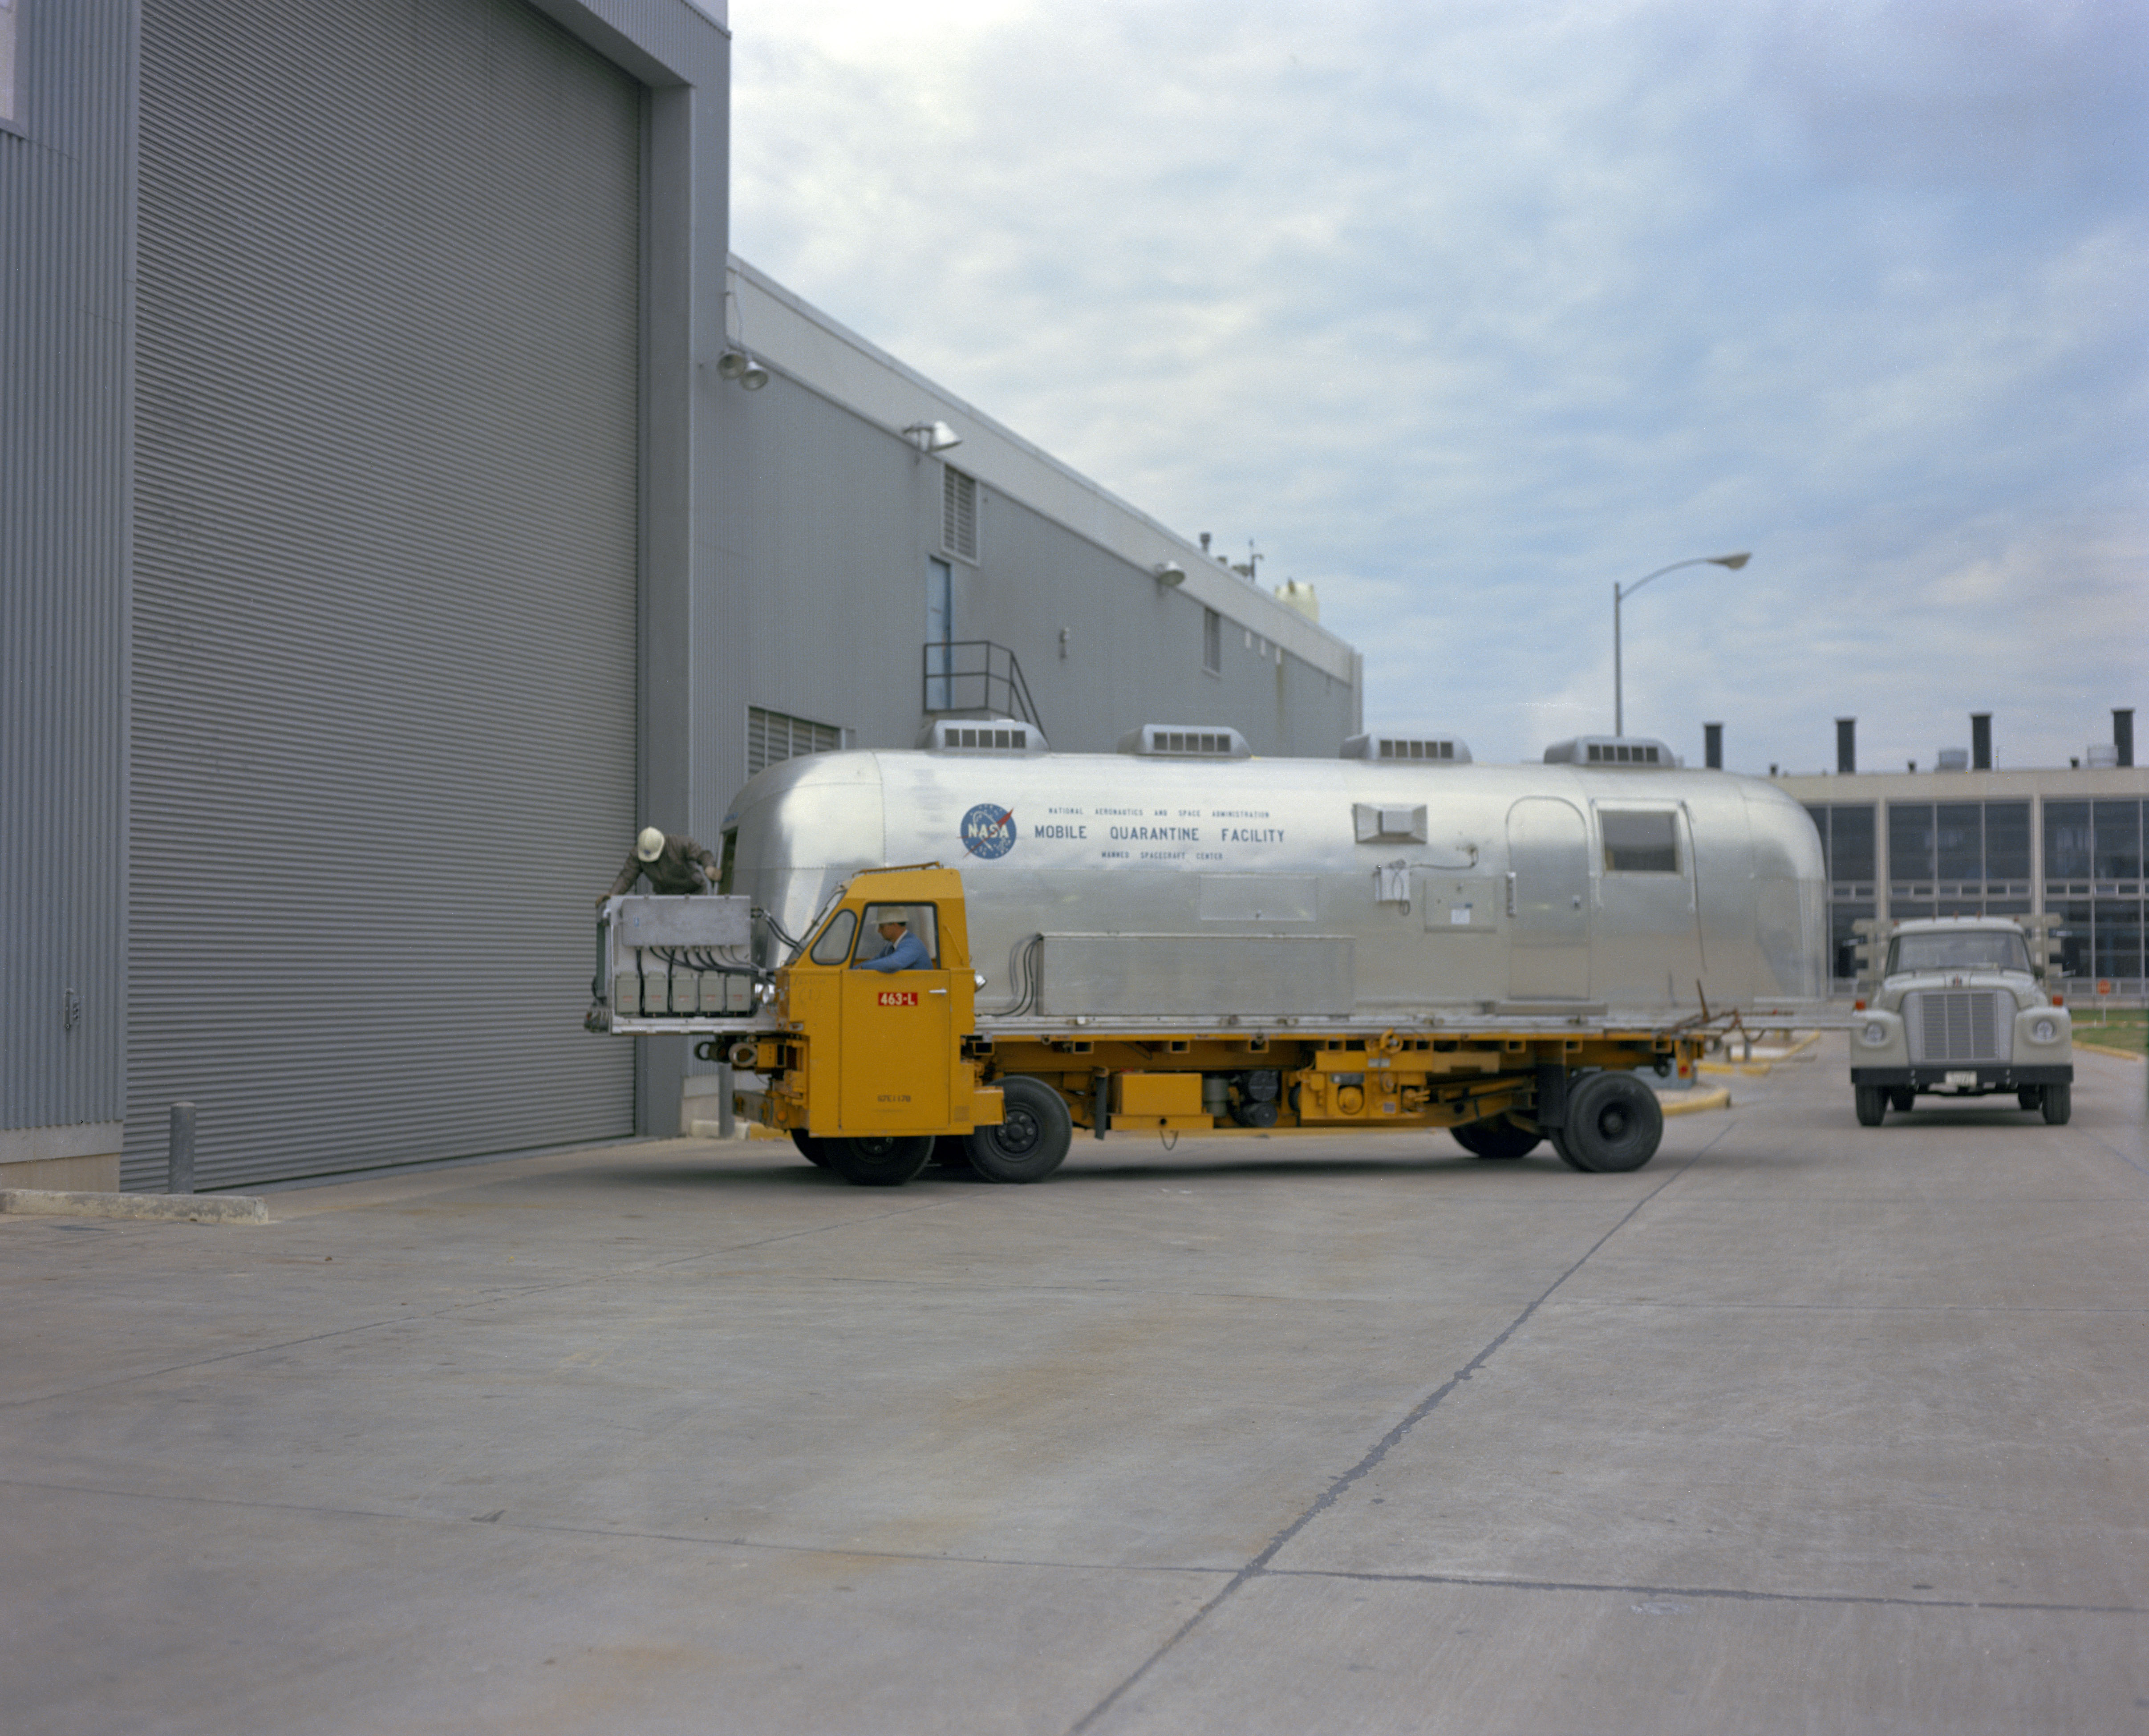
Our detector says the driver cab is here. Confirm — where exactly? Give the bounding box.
[783,867,985,1136]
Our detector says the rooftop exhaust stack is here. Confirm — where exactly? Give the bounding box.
[1704,723,1723,770]
[1836,718,1856,775]
[2118,708,2136,768]
[1971,713,1991,771]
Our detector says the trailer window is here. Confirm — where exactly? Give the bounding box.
[809,909,858,965]
[1602,811,1679,873]
[859,905,939,965]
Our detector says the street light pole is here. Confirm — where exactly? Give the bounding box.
[1614,552,1751,736]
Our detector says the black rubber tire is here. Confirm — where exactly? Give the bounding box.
[928,1134,974,1170]
[1548,1125,1590,1173]
[1451,1116,1543,1159]
[1561,1071,1664,1172]
[2041,1081,2072,1126]
[822,1134,934,1187]
[965,1076,1074,1184]
[2017,1086,2042,1111]
[1888,1087,1915,1113]
[1854,1084,1886,1127]
[788,1130,830,1169]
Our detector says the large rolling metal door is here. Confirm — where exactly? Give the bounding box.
[126,0,641,1188]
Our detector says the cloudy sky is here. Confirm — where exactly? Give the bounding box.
[729,0,2145,775]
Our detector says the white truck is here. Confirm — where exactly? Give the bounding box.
[1849,916,2073,1126]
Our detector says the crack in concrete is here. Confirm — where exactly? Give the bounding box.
[1067,1119,1734,1734]
[1260,1564,2147,1617]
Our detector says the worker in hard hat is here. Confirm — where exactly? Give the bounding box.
[598,827,718,905]
[853,911,929,973]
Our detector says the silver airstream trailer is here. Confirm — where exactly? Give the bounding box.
[597,727,1826,1184]
[717,729,1826,1022]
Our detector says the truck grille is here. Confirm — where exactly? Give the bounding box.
[1906,990,2008,1066]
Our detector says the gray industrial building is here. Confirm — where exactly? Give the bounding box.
[1773,711,2145,993]
[1,0,1360,1194]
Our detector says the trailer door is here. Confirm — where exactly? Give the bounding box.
[1508,798,1590,999]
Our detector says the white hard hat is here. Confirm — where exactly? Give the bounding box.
[636,827,665,862]
[879,911,908,926]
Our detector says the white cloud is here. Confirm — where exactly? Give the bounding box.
[731,0,2146,771]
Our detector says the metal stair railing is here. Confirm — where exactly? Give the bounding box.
[923,639,1044,735]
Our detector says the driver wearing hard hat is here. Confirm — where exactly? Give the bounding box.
[598,827,718,905]
[853,912,929,973]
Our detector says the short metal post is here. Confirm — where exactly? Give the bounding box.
[1093,1070,1110,1141]
[168,1102,197,1194]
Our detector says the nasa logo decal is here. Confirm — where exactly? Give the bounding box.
[960,803,1017,859]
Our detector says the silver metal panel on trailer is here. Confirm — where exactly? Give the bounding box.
[0,0,134,1148]
[722,750,1828,1030]
[1035,934,1356,1019]
[123,0,641,1188]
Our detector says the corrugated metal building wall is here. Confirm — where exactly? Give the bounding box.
[121,0,644,1188]
[0,0,135,1172]
[712,349,1359,785]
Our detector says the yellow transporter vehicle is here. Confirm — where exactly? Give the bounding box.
[594,732,1828,1186]
[718,864,1707,1185]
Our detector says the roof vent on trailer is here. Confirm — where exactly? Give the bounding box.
[1543,736,1679,767]
[1341,732,1472,764]
[919,717,1048,754]
[1117,725,1253,760]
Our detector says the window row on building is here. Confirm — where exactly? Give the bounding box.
[1805,799,2147,983]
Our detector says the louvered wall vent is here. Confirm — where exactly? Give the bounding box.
[941,466,978,561]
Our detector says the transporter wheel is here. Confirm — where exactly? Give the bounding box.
[1854,1085,1886,1127]
[1451,1116,1542,1159]
[1888,1087,1915,1113]
[2041,1081,2072,1126]
[965,1076,1074,1184]
[788,1130,830,1169]
[822,1135,934,1187]
[1561,1071,1663,1173]
[1548,1126,1590,1173]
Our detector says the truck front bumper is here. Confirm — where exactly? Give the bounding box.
[1852,1064,2073,1092]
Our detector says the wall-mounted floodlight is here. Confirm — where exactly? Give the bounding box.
[903,420,962,453]
[715,348,769,390]
[1154,561,1187,588]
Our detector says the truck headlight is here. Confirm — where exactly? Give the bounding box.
[2031,1016,2057,1044]
[1859,1022,1890,1047]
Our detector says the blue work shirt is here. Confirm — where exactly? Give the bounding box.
[854,930,929,973]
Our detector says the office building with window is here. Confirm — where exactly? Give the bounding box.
[1777,714,2145,992]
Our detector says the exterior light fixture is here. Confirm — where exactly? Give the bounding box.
[1613,552,1752,735]
[1153,561,1187,588]
[903,420,961,453]
[715,348,769,390]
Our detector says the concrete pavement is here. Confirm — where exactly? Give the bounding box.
[4,1042,2144,1734]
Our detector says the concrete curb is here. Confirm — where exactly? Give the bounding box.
[0,1189,268,1224]
[2075,1040,2143,1063]
[1658,1086,1733,1118]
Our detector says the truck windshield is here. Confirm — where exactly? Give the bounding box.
[1886,931,2031,975]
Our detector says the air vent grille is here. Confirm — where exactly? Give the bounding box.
[1544,736,1676,767]
[941,466,978,561]
[1117,724,1253,759]
[1342,733,1472,763]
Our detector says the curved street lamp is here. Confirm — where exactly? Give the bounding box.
[1614,552,1751,736]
